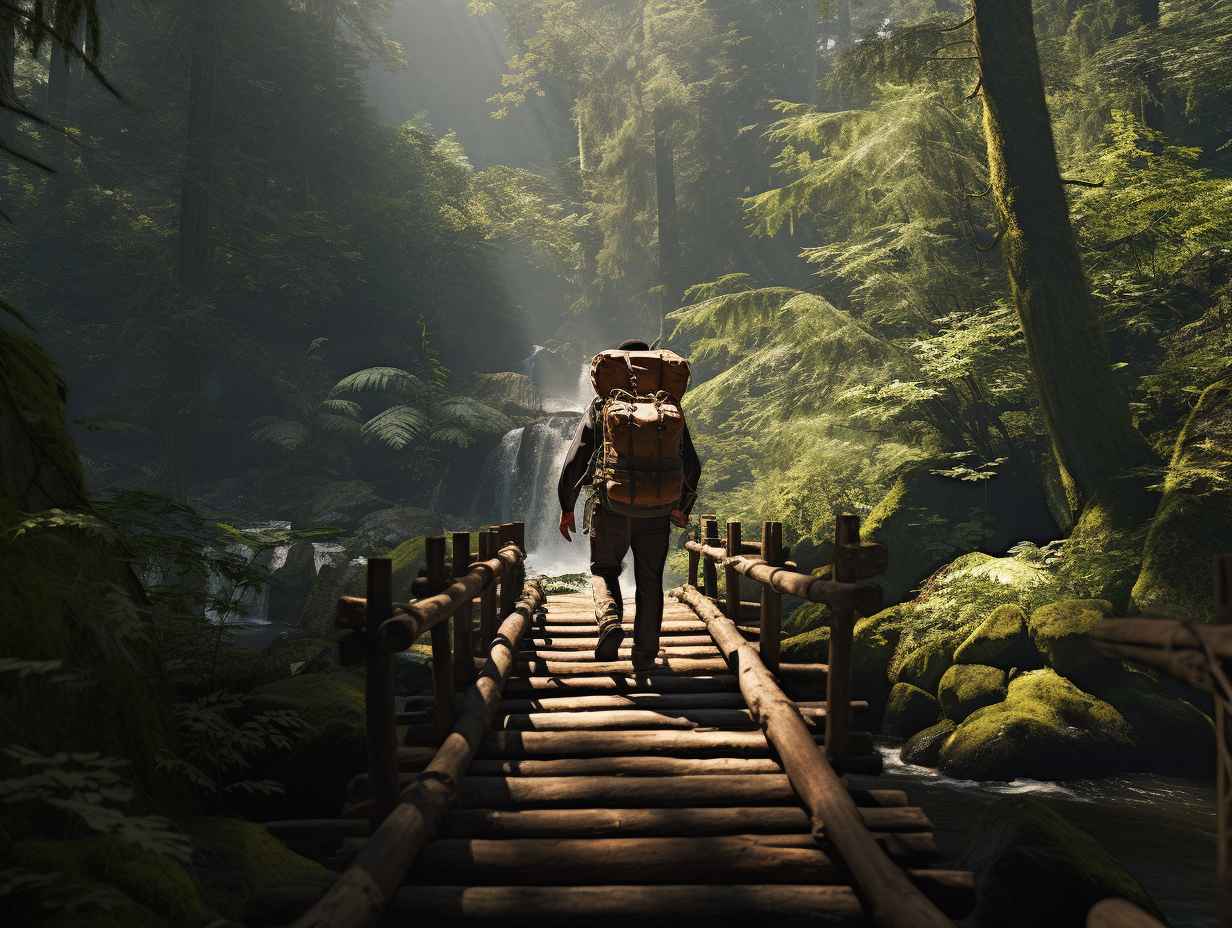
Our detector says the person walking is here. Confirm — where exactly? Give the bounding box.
[557,339,702,667]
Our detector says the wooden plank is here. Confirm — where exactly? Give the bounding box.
[494,705,831,732]
[510,656,828,678]
[409,834,939,885]
[521,634,718,649]
[673,582,958,928]
[439,805,933,838]
[523,645,724,661]
[292,581,546,928]
[475,729,866,758]
[497,692,751,713]
[502,674,745,696]
[467,756,785,777]
[1086,898,1168,928]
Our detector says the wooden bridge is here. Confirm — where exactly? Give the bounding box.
[269,514,1232,928]
[274,514,975,928]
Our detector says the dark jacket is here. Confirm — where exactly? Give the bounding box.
[557,402,702,516]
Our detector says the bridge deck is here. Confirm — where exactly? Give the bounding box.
[359,592,971,925]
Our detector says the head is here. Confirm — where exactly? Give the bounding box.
[618,339,650,351]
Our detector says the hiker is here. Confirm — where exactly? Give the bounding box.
[557,339,702,667]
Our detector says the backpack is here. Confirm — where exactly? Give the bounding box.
[588,349,692,517]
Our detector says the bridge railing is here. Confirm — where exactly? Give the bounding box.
[684,512,886,762]
[332,522,528,827]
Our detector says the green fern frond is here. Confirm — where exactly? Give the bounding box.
[331,367,426,398]
[314,412,362,435]
[319,398,361,417]
[249,417,310,451]
[360,404,427,450]
[430,425,474,448]
[435,396,512,434]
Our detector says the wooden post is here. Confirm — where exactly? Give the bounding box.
[426,537,453,741]
[1217,554,1232,928]
[451,532,475,689]
[364,556,398,830]
[478,530,499,650]
[725,520,742,622]
[499,524,518,620]
[701,515,719,600]
[510,521,527,599]
[687,529,700,588]
[826,514,860,765]
[760,521,783,674]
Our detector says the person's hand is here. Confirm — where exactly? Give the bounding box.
[559,511,576,541]
[669,508,688,528]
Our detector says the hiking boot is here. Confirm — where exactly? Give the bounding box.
[631,649,658,670]
[595,625,625,661]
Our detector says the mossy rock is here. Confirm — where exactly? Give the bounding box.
[939,669,1134,780]
[953,604,1042,670]
[883,682,941,738]
[848,605,908,722]
[781,624,830,663]
[189,818,332,923]
[12,836,209,927]
[901,719,956,767]
[938,663,1008,723]
[893,639,953,693]
[783,601,830,637]
[1027,598,1117,688]
[1133,379,1232,622]
[243,669,366,818]
[965,797,1164,928]
[390,536,427,595]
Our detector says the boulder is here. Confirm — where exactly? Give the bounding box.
[863,460,1058,603]
[783,601,831,637]
[893,639,953,693]
[883,682,941,738]
[390,536,427,595]
[268,541,318,624]
[189,818,333,923]
[781,625,830,663]
[901,719,956,767]
[847,605,908,722]
[298,556,363,636]
[243,669,366,818]
[1027,598,1117,688]
[953,604,1042,670]
[938,663,1007,723]
[1132,379,1232,622]
[349,505,438,555]
[964,797,1164,928]
[296,479,389,531]
[939,669,1134,780]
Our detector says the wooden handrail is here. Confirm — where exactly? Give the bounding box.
[672,583,955,928]
[294,580,546,928]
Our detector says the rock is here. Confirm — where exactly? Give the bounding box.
[953,604,1042,670]
[964,797,1164,928]
[1027,598,1117,688]
[938,663,1007,723]
[883,682,941,738]
[390,536,427,595]
[901,719,956,767]
[893,639,953,693]
[783,601,830,637]
[297,479,389,531]
[781,625,830,662]
[394,649,435,696]
[298,556,363,636]
[1133,379,1232,622]
[848,605,907,722]
[939,669,1134,780]
[189,818,333,923]
[349,505,438,555]
[268,541,318,624]
[243,670,366,818]
[862,460,1058,603]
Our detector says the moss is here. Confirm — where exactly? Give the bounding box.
[939,669,1134,780]
[965,798,1164,927]
[848,605,908,722]
[1027,598,1116,688]
[189,818,332,922]
[782,601,830,637]
[893,639,953,693]
[883,682,941,738]
[14,836,208,926]
[1132,379,1232,622]
[242,670,366,818]
[938,663,1007,723]
[953,604,1042,670]
[389,536,427,594]
[781,624,830,662]
[901,719,956,767]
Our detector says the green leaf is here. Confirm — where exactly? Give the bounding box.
[331,367,426,398]
[360,404,427,449]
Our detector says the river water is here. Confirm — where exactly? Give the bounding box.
[873,741,1217,926]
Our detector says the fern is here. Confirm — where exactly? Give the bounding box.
[249,417,310,451]
[330,366,426,398]
[360,404,427,449]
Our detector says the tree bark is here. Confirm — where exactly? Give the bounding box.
[836,0,852,50]
[45,37,73,211]
[178,2,219,293]
[972,0,1154,528]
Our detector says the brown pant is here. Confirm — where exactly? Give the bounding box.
[589,505,671,661]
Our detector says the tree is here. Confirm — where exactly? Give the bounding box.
[177,1,218,293]
[971,0,1155,530]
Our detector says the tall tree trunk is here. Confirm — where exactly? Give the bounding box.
[836,0,852,50]
[0,8,18,150]
[972,0,1154,530]
[653,105,680,342]
[45,39,72,211]
[178,3,219,293]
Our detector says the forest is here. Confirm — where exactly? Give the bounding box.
[1,0,1230,925]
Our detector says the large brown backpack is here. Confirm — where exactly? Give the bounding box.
[589,349,691,517]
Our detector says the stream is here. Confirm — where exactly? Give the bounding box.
[875,741,1217,926]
